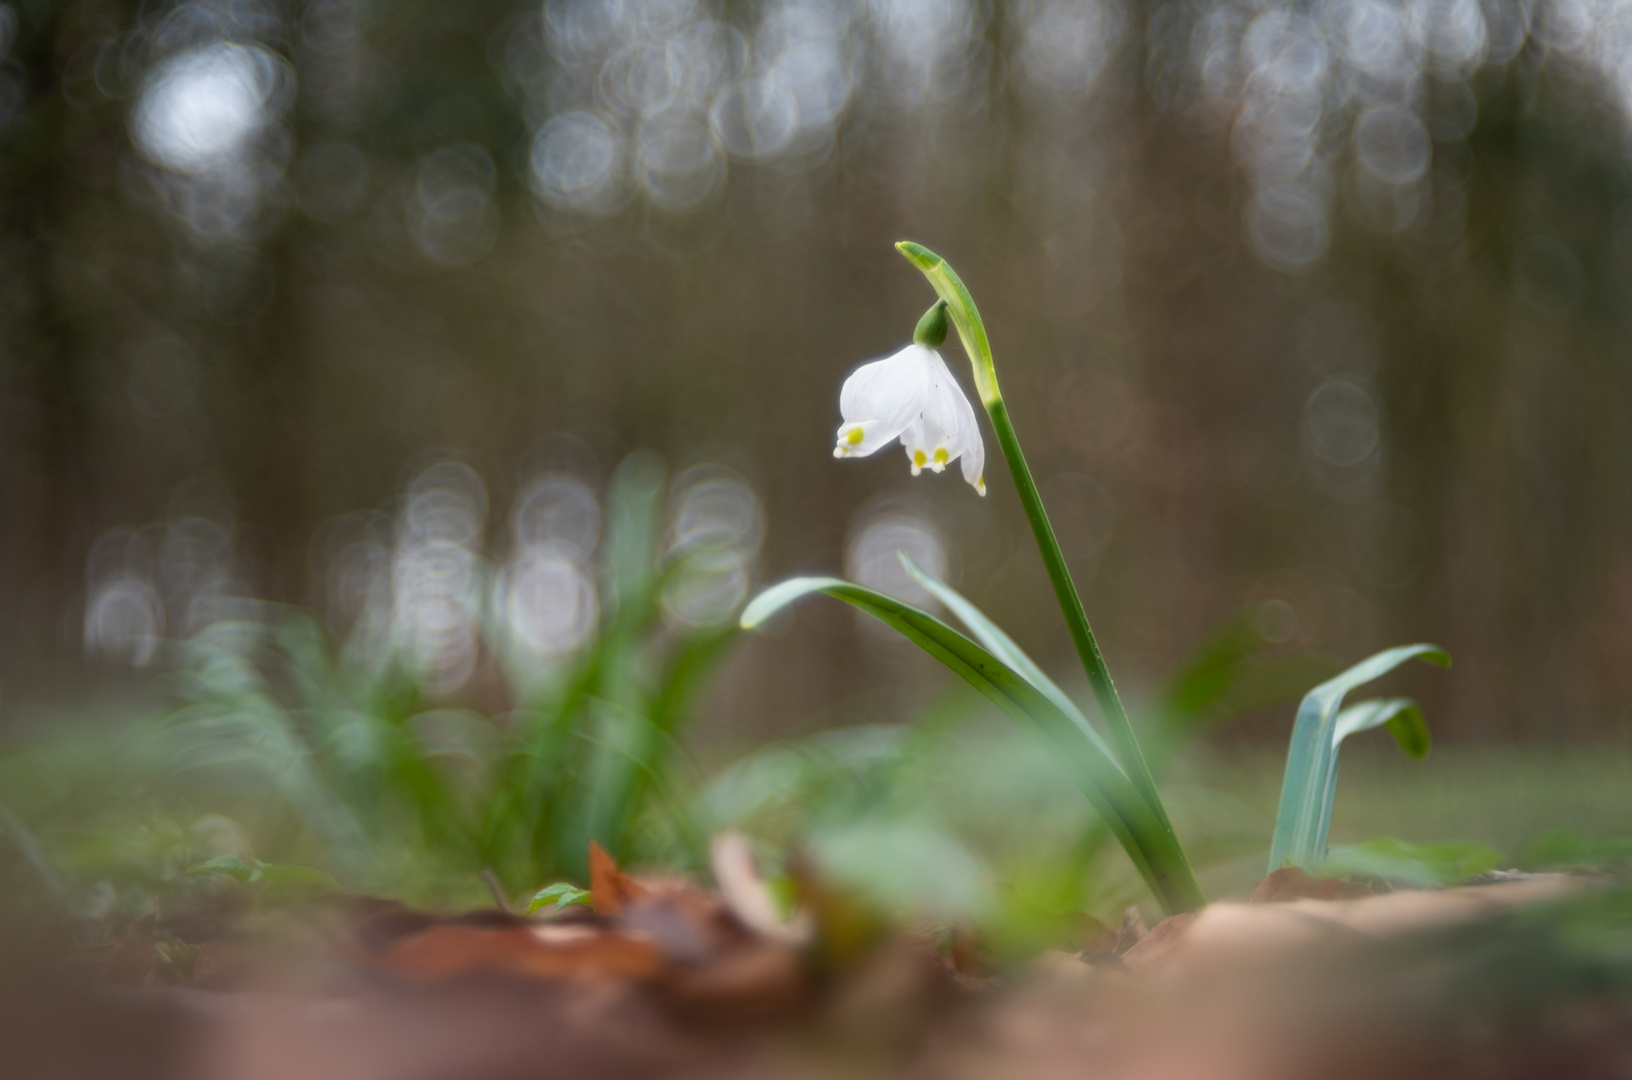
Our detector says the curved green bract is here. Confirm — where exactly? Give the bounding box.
[895,241,999,406]
[740,576,1206,914]
[896,554,1115,764]
[1268,645,1450,873]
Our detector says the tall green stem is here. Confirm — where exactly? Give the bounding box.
[896,240,1187,860]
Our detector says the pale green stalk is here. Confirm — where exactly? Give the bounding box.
[893,241,1181,851]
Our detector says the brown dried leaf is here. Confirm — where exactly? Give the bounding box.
[588,841,651,916]
[1250,867,1376,903]
[380,923,668,983]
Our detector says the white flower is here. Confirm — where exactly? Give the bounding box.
[833,343,986,495]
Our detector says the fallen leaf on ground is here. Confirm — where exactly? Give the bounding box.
[379,921,668,983]
[589,841,652,916]
[357,841,816,1022]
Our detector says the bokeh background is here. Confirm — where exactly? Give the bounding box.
[4,0,1632,749]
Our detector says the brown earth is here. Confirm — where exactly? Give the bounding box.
[1,849,1618,1080]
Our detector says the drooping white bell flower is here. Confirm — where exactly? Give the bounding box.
[832,304,986,495]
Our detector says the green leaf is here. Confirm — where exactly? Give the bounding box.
[897,555,1114,762]
[527,882,592,915]
[1322,837,1503,887]
[1333,697,1429,758]
[741,576,1204,914]
[1269,645,1450,873]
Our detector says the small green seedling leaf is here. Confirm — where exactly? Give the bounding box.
[1268,644,1450,874]
[527,882,593,915]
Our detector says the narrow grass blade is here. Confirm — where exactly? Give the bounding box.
[1268,645,1450,873]
[742,577,1204,914]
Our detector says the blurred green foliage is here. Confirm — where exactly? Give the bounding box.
[0,577,1325,931]
[0,451,742,914]
[3,0,1632,748]
[3,0,1632,947]
[1322,836,1506,887]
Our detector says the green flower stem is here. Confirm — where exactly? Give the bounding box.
[896,241,1191,881]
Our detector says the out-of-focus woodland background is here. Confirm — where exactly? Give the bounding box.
[4,0,1632,750]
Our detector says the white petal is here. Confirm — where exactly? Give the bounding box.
[945,365,986,496]
[900,415,951,475]
[956,417,985,495]
[833,345,933,459]
[902,351,985,494]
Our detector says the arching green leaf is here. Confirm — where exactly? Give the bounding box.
[896,554,1114,763]
[742,576,1204,914]
[1269,646,1449,873]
